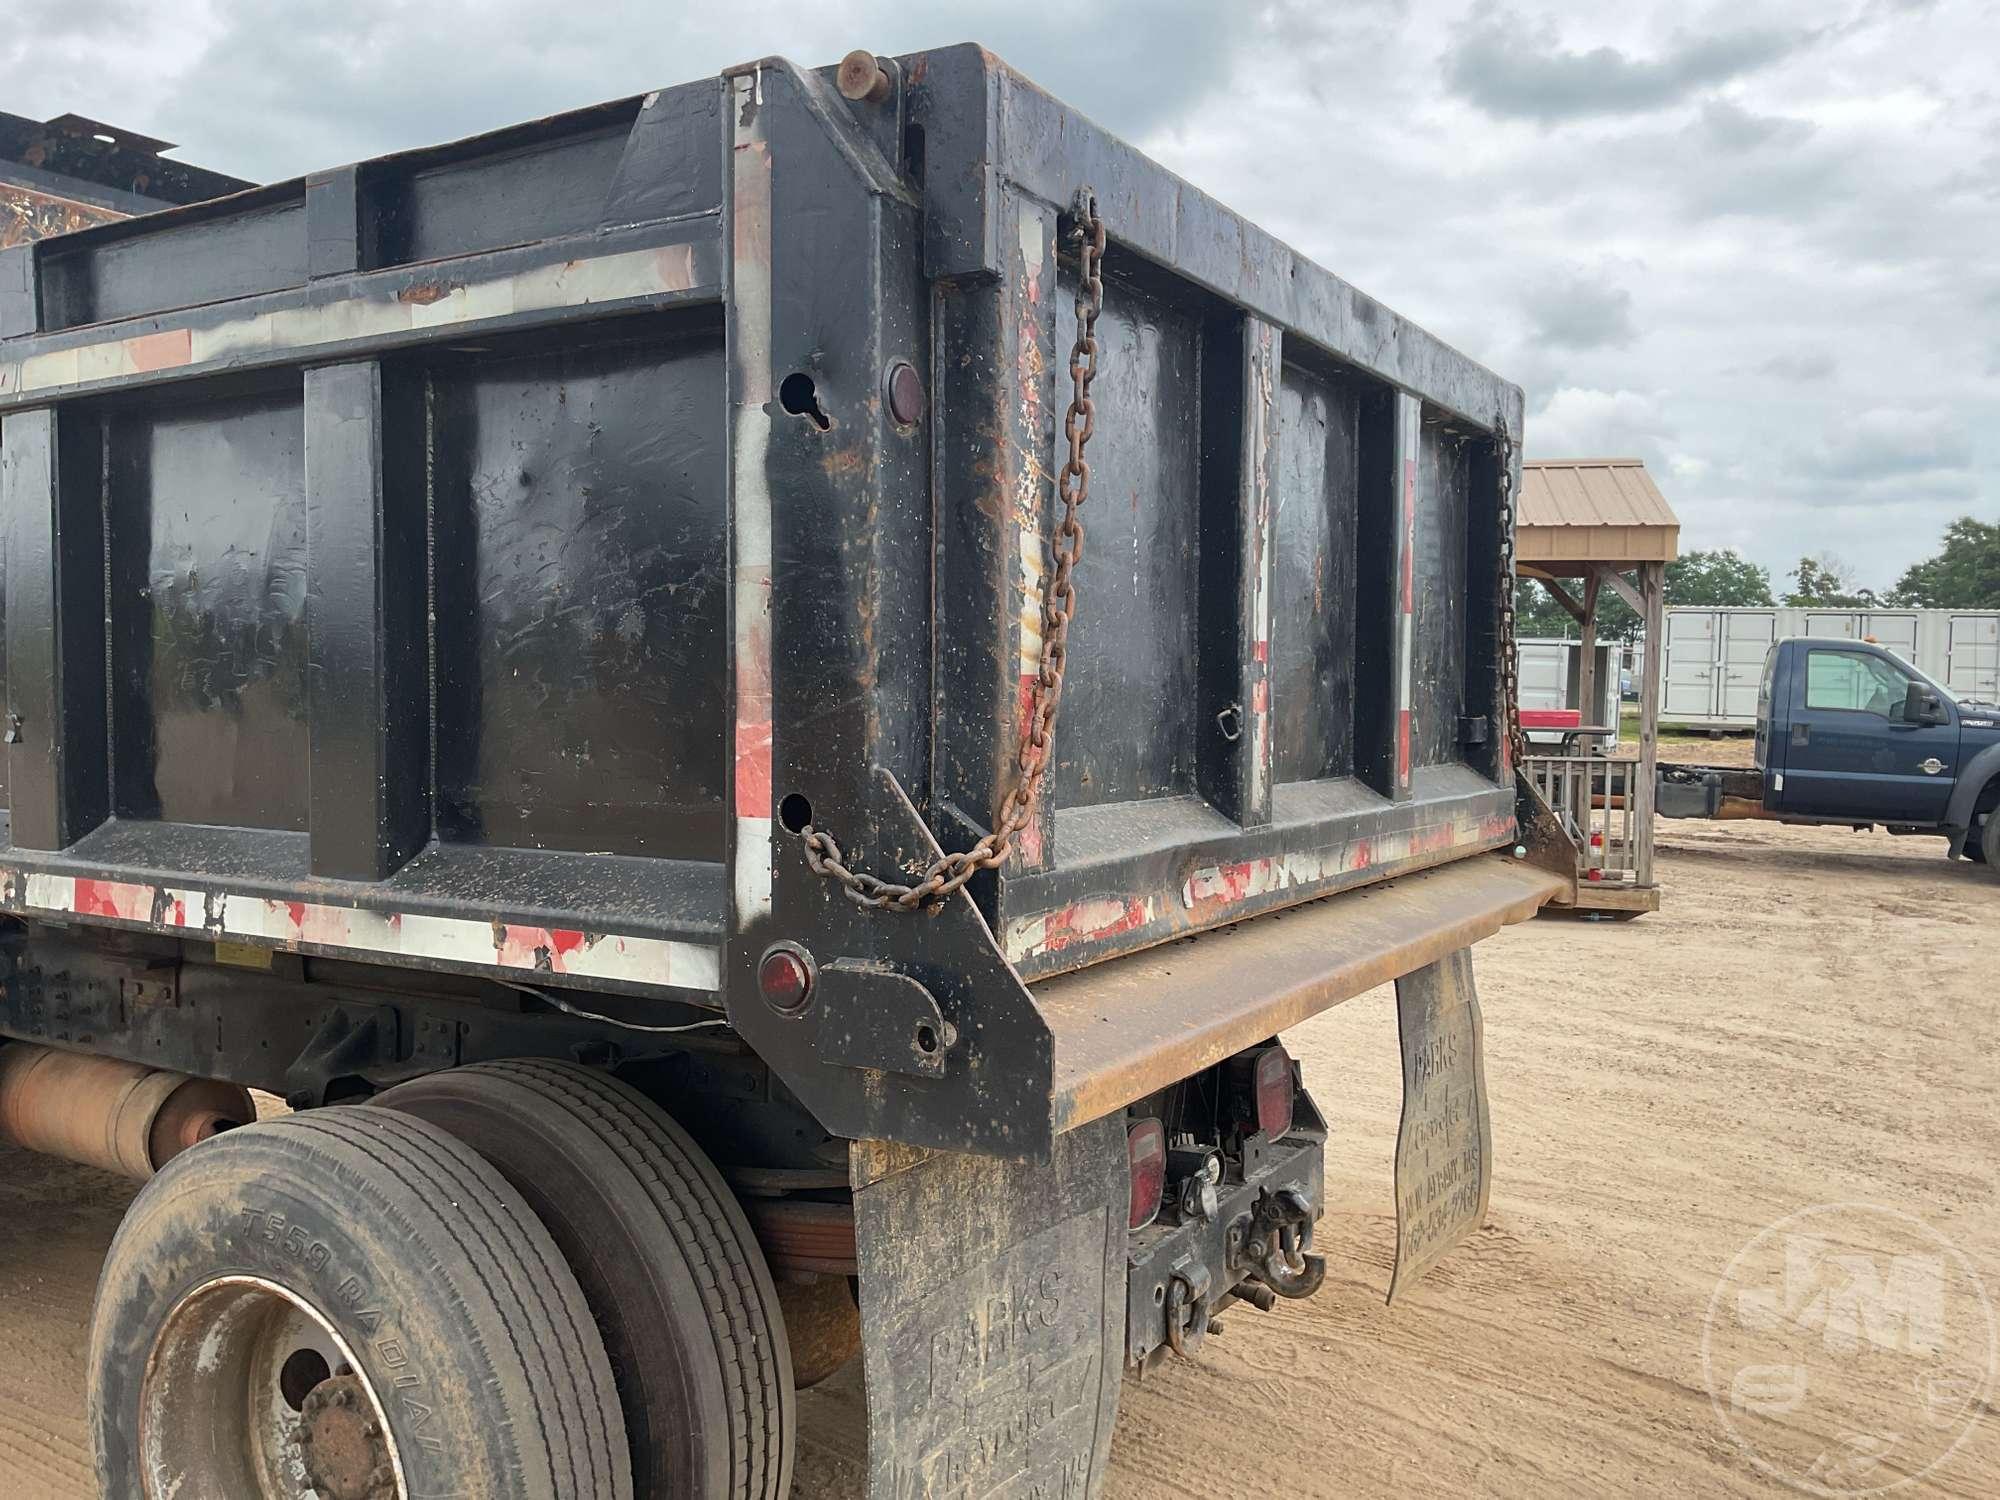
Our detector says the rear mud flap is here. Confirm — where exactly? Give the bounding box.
[1388,946,1492,1303]
[852,1116,1126,1500]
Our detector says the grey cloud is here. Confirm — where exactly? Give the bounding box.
[146,0,1254,183]
[943,1,1248,136]
[1795,408,1974,488]
[4,0,151,42]
[1696,100,1814,153]
[0,0,163,85]
[5,0,1991,590]
[1756,351,1837,381]
[1521,268,1637,351]
[1443,8,1808,123]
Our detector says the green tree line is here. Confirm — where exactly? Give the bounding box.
[1516,515,2000,643]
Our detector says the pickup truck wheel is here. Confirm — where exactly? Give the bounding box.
[88,1109,631,1500]
[376,1061,795,1500]
[1980,811,2000,869]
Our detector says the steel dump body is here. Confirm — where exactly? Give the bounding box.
[0,48,1530,1158]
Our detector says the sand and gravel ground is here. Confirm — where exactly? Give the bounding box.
[1,810,1994,1498]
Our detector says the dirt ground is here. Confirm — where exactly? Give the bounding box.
[1,814,1994,1498]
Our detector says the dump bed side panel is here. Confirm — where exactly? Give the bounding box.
[905,51,1520,978]
[0,87,731,1000]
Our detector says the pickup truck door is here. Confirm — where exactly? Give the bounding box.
[1780,646,1957,822]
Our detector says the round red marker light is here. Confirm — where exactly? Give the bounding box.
[757,944,815,1014]
[886,360,926,426]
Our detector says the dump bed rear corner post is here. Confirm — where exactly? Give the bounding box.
[717,57,1115,1496]
[931,182,1059,873]
[851,1119,1126,1500]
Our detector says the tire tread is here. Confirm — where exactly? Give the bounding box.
[88,1108,630,1499]
[466,1060,795,1500]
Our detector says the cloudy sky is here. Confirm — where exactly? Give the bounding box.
[9,0,1994,589]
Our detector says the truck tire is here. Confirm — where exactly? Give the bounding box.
[88,1108,631,1500]
[376,1061,795,1500]
[1980,810,2000,869]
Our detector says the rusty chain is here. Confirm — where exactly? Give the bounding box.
[798,190,1107,911]
[1495,414,1527,773]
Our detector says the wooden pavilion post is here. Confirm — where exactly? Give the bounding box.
[1576,570,1602,732]
[1634,560,1665,886]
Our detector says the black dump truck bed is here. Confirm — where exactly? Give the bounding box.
[0,47,1566,1500]
[0,46,1543,1159]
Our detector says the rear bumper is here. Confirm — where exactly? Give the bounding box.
[1034,856,1563,1135]
[1125,1091,1328,1369]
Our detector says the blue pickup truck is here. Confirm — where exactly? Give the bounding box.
[1658,636,2000,868]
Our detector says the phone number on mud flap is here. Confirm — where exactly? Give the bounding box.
[1402,1152,1483,1256]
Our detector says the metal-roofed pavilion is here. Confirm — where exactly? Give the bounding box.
[1515,458,1682,915]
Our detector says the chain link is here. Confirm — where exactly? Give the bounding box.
[798,190,1107,911]
[1494,414,1527,773]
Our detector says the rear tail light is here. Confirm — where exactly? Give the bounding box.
[756,943,815,1014]
[1253,1046,1296,1140]
[1127,1117,1166,1230]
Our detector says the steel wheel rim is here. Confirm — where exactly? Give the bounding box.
[139,1273,407,1500]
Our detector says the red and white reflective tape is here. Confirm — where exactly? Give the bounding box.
[729,68,776,924]
[1003,894,1157,965]
[1180,809,1516,915]
[1003,808,1515,965]
[1395,395,1421,792]
[0,870,721,992]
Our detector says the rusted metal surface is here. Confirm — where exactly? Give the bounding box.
[0,1042,255,1179]
[1,183,122,249]
[1037,856,1563,1134]
[741,1196,858,1277]
[298,1373,397,1499]
[799,190,1106,912]
[772,1275,861,1389]
[836,50,892,104]
[1496,419,1527,774]
[1513,775,1581,905]
[1388,948,1491,1303]
[0,109,250,213]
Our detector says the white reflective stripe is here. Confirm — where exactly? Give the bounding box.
[733,815,774,928]
[3,245,706,399]
[728,69,776,926]
[0,868,720,993]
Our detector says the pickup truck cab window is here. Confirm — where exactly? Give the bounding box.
[1805,648,1918,719]
[1780,643,1957,822]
